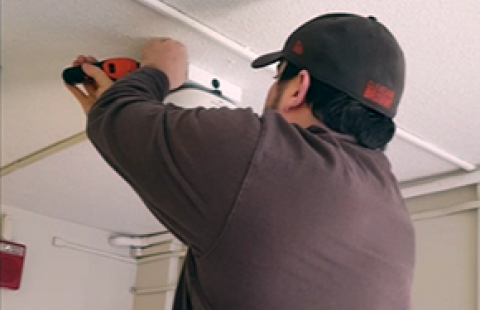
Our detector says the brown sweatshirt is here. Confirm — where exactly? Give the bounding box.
[87,67,415,310]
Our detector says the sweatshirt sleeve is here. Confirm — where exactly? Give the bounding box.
[86,66,261,256]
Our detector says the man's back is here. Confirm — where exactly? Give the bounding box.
[84,65,415,309]
[175,111,415,310]
[68,12,413,309]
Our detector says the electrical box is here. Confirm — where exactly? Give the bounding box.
[165,83,237,110]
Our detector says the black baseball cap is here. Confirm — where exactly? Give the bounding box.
[252,13,405,118]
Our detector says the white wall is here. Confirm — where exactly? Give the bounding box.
[1,206,136,310]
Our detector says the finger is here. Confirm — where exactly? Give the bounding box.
[66,84,96,114]
[73,55,86,66]
[86,55,98,64]
[174,40,185,47]
[66,84,88,103]
[144,37,171,49]
[73,55,87,67]
[83,81,97,97]
[152,37,171,43]
[82,63,112,88]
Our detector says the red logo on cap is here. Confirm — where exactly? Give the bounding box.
[363,81,395,109]
[292,40,304,55]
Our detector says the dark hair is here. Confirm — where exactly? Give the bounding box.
[279,62,395,150]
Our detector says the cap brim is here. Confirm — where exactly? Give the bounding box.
[251,51,283,68]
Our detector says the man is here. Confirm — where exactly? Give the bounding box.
[67,13,415,310]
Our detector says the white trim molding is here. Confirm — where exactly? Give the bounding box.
[401,170,480,199]
[395,129,476,171]
[411,200,480,221]
[131,285,177,295]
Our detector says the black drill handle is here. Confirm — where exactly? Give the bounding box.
[62,58,140,85]
[62,62,104,85]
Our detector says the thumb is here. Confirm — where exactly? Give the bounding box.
[82,63,112,87]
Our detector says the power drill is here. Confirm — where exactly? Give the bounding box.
[62,57,139,84]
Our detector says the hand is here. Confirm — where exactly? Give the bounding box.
[65,55,114,114]
[141,38,188,90]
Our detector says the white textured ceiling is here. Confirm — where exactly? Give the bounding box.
[1,140,164,234]
[2,0,480,234]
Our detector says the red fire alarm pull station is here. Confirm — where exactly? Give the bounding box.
[0,240,26,290]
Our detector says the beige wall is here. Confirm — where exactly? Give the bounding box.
[407,184,478,310]
[132,242,184,310]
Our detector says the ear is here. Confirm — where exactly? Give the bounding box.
[284,69,310,111]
